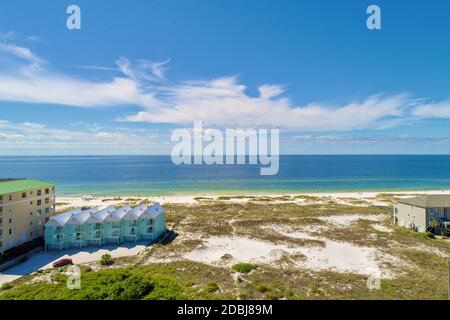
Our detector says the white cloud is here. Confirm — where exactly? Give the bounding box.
[0,36,449,132]
[125,77,412,131]
[0,119,168,154]
[412,100,450,119]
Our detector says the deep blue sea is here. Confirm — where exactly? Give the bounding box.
[1,155,450,196]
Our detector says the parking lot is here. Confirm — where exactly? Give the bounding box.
[0,242,148,286]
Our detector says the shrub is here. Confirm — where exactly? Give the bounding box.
[0,282,13,291]
[425,232,435,239]
[231,263,255,274]
[204,282,219,293]
[109,274,154,300]
[100,254,114,266]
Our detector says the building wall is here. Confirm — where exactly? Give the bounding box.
[394,203,427,232]
[0,186,55,255]
[45,213,166,250]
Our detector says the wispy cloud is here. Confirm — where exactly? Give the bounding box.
[0,35,449,132]
[0,119,168,154]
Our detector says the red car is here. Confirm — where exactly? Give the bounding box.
[52,258,73,268]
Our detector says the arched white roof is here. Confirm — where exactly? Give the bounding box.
[141,203,164,219]
[66,207,100,225]
[85,206,116,224]
[105,205,132,222]
[45,208,82,227]
[122,204,148,221]
[45,204,163,227]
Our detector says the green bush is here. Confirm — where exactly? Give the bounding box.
[231,263,255,274]
[425,232,435,239]
[109,274,154,300]
[204,282,219,293]
[100,254,114,266]
[0,282,12,291]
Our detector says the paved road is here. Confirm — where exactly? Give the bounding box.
[0,242,148,286]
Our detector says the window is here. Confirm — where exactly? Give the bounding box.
[147,226,153,233]
[45,198,49,204]
[37,210,42,216]
[37,190,41,196]
[0,207,2,213]
[45,188,49,195]
[45,208,49,214]
[30,212,33,216]
[0,230,2,236]
[9,229,12,235]
[8,218,11,224]
[0,217,2,224]
[0,195,2,201]
[22,192,26,198]
[394,208,398,214]
[8,195,12,201]
[30,222,33,226]
[37,200,42,206]
[30,201,33,205]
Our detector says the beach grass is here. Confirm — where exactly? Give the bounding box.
[2,196,450,300]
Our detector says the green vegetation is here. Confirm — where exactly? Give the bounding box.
[100,254,114,266]
[425,232,436,239]
[2,197,450,300]
[0,262,233,300]
[232,263,255,274]
[1,283,13,291]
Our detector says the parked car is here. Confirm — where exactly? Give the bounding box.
[52,258,73,268]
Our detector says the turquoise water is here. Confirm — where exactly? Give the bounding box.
[0,155,450,196]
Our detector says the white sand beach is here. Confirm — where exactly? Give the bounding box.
[55,190,450,210]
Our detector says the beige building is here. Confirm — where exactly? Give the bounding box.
[393,195,450,232]
[0,179,55,256]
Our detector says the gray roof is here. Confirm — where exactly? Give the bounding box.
[141,203,164,219]
[397,195,450,208]
[46,203,163,227]
[45,208,82,227]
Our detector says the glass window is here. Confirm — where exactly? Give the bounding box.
[22,192,26,198]
[8,195,12,201]
[37,190,41,196]
[45,188,49,194]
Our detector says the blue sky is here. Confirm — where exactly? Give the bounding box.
[0,0,449,155]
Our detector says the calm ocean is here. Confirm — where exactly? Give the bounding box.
[0,155,450,196]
